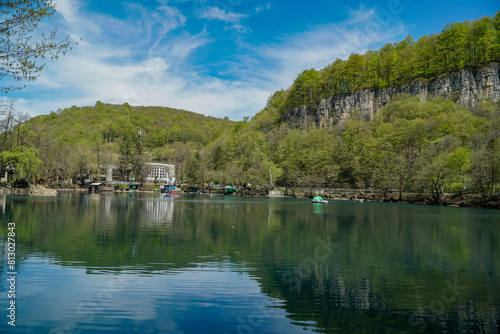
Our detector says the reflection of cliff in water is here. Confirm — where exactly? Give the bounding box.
[255,264,500,334]
[2,195,500,333]
[253,212,500,333]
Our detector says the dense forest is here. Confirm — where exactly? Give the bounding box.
[278,11,500,113]
[0,12,499,203]
[0,102,234,183]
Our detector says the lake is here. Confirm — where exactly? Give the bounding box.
[0,193,499,333]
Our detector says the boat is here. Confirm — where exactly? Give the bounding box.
[312,196,328,204]
[225,186,238,195]
[161,185,178,194]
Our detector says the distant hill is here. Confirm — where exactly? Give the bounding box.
[29,102,234,149]
[2,12,499,204]
[13,102,235,181]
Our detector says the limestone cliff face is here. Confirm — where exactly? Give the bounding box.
[283,63,500,128]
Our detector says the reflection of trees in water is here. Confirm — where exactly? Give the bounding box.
[257,262,500,334]
[0,195,6,214]
[251,203,500,333]
[2,196,500,333]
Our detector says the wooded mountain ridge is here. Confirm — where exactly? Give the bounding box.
[270,10,500,121]
[1,12,499,204]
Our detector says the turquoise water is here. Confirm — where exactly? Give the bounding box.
[0,193,499,333]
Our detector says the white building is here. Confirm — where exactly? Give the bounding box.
[104,163,175,185]
[145,163,175,185]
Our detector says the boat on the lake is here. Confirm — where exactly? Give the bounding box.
[161,185,178,194]
[312,196,328,204]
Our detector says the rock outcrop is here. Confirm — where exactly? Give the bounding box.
[283,63,500,128]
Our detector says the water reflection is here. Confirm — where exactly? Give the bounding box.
[0,194,499,333]
[0,195,6,214]
[8,256,314,334]
[143,197,174,226]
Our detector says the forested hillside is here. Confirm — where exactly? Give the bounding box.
[30,102,233,148]
[275,11,500,115]
[0,12,499,203]
[202,95,499,201]
[0,102,234,182]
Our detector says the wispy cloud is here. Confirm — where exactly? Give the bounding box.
[258,7,406,88]
[198,6,247,22]
[255,3,271,13]
[16,2,407,120]
[55,0,99,35]
[197,6,248,32]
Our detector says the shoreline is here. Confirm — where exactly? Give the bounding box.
[1,186,499,209]
[195,187,500,209]
[197,188,500,209]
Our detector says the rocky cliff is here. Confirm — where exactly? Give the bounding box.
[283,63,500,128]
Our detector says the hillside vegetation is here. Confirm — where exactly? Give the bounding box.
[0,102,234,182]
[1,12,499,204]
[272,11,500,116]
[206,95,499,202]
[30,102,233,149]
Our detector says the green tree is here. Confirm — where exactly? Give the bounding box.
[415,135,462,203]
[0,0,75,92]
[118,130,140,181]
[212,145,226,171]
[364,50,380,89]
[345,53,366,91]
[286,69,323,109]
[447,147,471,195]
[438,23,469,71]
[185,152,201,183]
[469,17,497,65]
[0,146,42,181]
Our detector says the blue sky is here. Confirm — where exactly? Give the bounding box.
[10,0,500,120]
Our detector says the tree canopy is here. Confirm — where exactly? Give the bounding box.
[1,11,499,202]
[278,12,500,112]
[0,0,74,92]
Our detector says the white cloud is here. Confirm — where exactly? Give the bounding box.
[255,3,271,13]
[55,0,100,36]
[16,3,407,121]
[197,6,249,32]
[198,6,247,22]
[258,7,406,88]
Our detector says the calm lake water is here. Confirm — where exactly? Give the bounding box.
[0,193,499,333]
